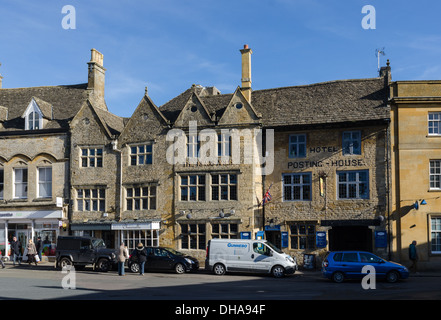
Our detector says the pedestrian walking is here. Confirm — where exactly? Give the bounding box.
[26,239,38,266]
[134,243,148,275]
[36,237,43,262]
[409,240,418,273]
[11,236,21,266]
[117,241,129,276]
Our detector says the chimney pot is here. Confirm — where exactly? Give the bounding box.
[244,44,249,49]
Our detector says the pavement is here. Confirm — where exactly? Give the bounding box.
[1,260,440,277]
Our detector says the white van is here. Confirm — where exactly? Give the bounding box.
[205,239,297,278]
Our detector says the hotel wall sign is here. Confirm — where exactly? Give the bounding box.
[288,159,364,169]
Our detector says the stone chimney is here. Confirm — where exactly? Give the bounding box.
[87,49,107,109]
[240,44,252,102]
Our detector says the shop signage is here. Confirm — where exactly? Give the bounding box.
[111,221,160,230]
[316,231,327,248]
[0,210,63,220]
[375,231,387,248]
[240,232,251,239]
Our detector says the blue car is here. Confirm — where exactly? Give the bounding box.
[322,251,409,283]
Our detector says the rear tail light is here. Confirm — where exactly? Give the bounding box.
[323,260,329,268]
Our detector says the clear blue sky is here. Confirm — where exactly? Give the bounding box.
[1,0,440,117]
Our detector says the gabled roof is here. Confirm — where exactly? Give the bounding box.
[159,77,389,128]
[72,99,125,138]
[0,83,89,131]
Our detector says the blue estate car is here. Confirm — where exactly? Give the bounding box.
[322,251,409,283]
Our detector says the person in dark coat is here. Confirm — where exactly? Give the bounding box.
[134,243,148,275]
[10,237,21,266]
[36,237,43,262]
[409,240,418,273]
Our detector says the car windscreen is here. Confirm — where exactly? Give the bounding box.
[165,248,184,256]
[92,238,106,248]
[264,241,283,254]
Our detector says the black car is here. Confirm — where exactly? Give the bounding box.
[128,247,199,274]
[55,236,117,272]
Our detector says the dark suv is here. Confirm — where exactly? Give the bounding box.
[55,236,117,272]
[128,247,199,274]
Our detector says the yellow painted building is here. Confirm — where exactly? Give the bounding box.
[390,80,441,271]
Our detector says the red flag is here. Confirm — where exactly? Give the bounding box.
[261,183,273,206]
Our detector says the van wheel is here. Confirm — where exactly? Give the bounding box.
[271,265,285,278]
[96,258,110,272]
[332,271,345,283]
[213,263,226,275]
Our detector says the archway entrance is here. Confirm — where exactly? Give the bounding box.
[328,226,373,252]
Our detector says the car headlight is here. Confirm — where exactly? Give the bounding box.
[286,256,294,263]
[185,258,194,264]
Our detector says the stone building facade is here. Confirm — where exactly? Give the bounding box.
[0,77,90,259]
[0,46,393,267]
[390,80,441,271]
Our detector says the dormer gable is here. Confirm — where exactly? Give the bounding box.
[21,97,53,130]
[119,90,170,144]
[217,86,261,125]
[174,90,214,128]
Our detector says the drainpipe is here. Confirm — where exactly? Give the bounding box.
[111,138,123,243]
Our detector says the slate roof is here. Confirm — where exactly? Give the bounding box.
[160,77,390,128]
[0,83,125,133]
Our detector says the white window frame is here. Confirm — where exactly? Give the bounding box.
[430,160,441,190]
[187,135,200,160]
[431,217,441,254]
[14,168,28,199]
[23,99,43,130]
[428,112,441,136]
[37,167,52,198]
[217,133,231,157]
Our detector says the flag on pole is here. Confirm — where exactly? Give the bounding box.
[261,183,273,206]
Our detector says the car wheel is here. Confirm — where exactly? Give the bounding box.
[213,263,226,275]
[130,262,140,273]
[271,265,285,278]
[96,258,110,272]
[175,263,185,274]
[386,270,399,283]
[59,257,73,270]
[332,271,345,283]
